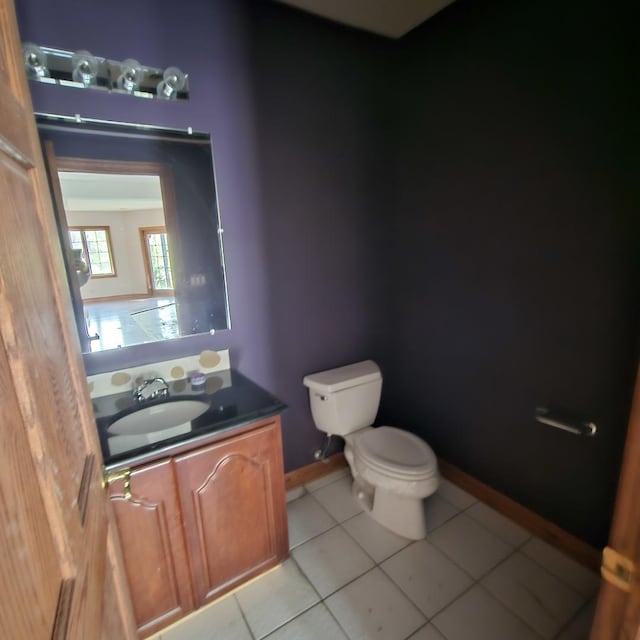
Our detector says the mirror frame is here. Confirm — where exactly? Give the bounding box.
[37,114,231,374]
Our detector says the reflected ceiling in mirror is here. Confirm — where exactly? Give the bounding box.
[37,114,230,354]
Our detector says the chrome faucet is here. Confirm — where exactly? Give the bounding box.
[133,377,169,403]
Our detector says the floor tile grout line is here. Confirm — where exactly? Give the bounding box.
[288,553,326,603]
[336,516,409,566]
[513,543,591,602]
[330,565,428,626]
[320,596,357,640]
[253,600,321,640]
[305,482,364,524]
[424,506,561,584]
[475,582,549,640]
[291,551,377,602]
[430,581,547,640]
[379,520,588,640]
[463,505,534,548]
[298,528,438,627]
[518,543,597,600]
[456,504,597,599]
[257,601,320,640]
[232,592,257,640]
[290,493,416,565]
[424,524,508,583]
[289,518,342,551]
[302,469,350,494]
[270,552,411,640]
[278,554,356,640]
[427,578,478,630]
[290,494,471,582]
[550,594,595,640]
[401,621,433,640]
[377,556,476,624]
[293,545,427,629]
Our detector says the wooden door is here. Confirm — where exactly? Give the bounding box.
[0,0,136,637]
[591,364,640,639]
[175,418,289,605]
[109,460,195,638]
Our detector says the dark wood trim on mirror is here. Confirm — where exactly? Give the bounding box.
[139,225,176,297]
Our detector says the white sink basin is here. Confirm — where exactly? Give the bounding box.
[108,399,210,435]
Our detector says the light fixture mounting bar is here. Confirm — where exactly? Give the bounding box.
[22,44,189,101]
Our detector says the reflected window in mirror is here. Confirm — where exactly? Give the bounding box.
[68,225,116,277]
[37,115,230,355]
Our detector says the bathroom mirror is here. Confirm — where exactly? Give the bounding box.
[37,114,230,354]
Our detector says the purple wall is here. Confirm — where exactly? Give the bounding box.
[16,0,383,471]
[377,0,639,547]
[243,4,389,465]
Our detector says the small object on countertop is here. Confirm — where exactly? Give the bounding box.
[189,371,206,388]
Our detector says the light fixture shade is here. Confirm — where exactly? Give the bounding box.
[157,66,186,99]
[23,42,50,79]
[116,58,143,92]
[71,50,99,85]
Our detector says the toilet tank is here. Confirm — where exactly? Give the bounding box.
[303,360,382,436]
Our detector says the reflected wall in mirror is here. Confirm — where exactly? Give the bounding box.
[37,115,230,354]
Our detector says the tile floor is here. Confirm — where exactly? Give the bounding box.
[149,469,599,640]
[84,297,177,351]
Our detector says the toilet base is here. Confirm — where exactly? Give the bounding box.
[352,480,428,540]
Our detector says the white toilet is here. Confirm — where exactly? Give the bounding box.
[303,360,439,540]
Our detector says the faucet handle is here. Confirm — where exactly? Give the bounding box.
[134,377,169,402]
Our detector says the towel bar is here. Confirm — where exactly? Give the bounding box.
[535,407,597,437]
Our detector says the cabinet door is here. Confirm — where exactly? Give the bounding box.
[108,459,194,638]
[175,418,289,605]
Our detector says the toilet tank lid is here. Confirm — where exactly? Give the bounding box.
[303,360,381,393]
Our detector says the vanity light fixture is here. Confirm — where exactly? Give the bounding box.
[21,44,189,101]
[157,66,186,100]
[71,50,99,86]
[22,42,50,79]
[116,58,144,93]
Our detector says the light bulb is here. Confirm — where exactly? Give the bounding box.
[71,50,99,86]
[157,66,186,99]
[116,58,143,92]
[23,43,50,79]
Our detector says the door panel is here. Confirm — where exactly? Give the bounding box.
[0,0,136,636]
[67,489,108,638]
[0,95,91,568]
[0,340,62,639]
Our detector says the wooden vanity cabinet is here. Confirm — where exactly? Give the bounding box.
[107,416,288,637]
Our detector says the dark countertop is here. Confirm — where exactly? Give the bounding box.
[96,369,286,470]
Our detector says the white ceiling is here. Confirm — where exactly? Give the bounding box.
[58,172,163,212]
[275,0,455,38]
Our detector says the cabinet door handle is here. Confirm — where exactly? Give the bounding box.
[102,467,132,499]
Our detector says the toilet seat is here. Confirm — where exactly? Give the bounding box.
[354,426,437,480]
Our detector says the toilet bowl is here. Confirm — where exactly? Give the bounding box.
[303,360,439,539]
